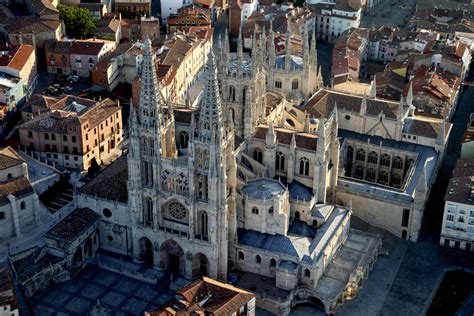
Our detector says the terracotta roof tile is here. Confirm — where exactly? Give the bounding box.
[0,44,35,72]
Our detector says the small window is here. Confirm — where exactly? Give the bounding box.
[0,211,5,219]
[304,269,310,278]
[44,133,49,140]
[270,258,276,268]
[20,201,25,209]
[107,235,113,241]
[103,208,112,218]
[72,136,77,143]
[63,135,67,141]
[345,115,351,120]
[238,251,244,260]
[28,131,33,138]
[268,207,274,214]
[256,255,261,264]
[252,207,259,215]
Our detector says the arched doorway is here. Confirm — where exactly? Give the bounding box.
[85,237,93,257]
[160,239,184,275]
[139,237,154,267]
[192,253,209,278]
[308,296,326,310]
[295,211,300,220]
[73,246,83,267]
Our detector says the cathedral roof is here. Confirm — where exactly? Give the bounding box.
[403,118,451,140]
[302,89,402,120]
[80,156,128,203]
[253,125,318,151]
[275,55,303,70]
[242,178,285,200]
[288,180,313,201]
[237,207,350,265]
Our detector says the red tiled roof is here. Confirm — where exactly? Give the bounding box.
[0,44,35,71]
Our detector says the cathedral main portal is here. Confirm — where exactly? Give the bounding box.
[160,239,185,275]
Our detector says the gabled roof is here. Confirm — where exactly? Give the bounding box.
[302,88,402,120]
[70,39,114,56]
[45,208,100,242]
[0,176,34,205]
[0,147,24,170]
[0,45,35,72]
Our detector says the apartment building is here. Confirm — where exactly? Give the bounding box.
[441,159,474,252]
[69,39,116,77]
[18,95,123,171]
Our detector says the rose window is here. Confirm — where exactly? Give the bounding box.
[168,202,187,221]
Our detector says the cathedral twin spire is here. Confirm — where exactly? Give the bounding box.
[138,38,164,131]
[198,50,225,142]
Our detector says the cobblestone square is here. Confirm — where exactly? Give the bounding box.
[95,271,118,286]
[121,297,148,314]
[30,266,172,315]
[101,291,126,308]
[65,298,91,314]
[135,284,159,301]
[80,284,105,300]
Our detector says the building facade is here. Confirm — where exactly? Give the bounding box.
[18,95,123,171]
[0,147,41,241]
[440,159,474,251]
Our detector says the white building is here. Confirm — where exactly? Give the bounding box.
[0,147,41,241]
[440,159,474,251]
[310,0,362,43]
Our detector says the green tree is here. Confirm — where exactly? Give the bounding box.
[58,4,96,39]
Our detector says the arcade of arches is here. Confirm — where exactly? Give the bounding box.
[138,237,210,279]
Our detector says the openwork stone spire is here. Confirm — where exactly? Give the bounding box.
[198,50,224,140]
[139,38,163,130]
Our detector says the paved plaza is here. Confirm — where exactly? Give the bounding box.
[29,266,174,315]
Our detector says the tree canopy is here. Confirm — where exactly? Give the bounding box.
[58,4,96,39]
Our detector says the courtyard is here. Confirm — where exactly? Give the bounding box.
[29,265,174,315]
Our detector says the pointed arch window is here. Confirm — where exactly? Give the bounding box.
[144,197,153,227]
[276,152,285,171]
[179,131,189,149]
[299,157,310,176]
[393,156,403,169]
[380,154,391,167]
[201,211,208,241]
[292,79,299,90]
[346,146,354,160]
[253,149,263,163]
[368,151,378,164]
[229,86,236,102]
[356,149,366,161]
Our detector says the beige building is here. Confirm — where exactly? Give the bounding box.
[69,39,116,78]
[132,28,213,105]
[0,44,38,99]
[18,95,123,171]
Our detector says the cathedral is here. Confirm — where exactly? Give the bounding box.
[216,22,322,139]
[72,30,450,314]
